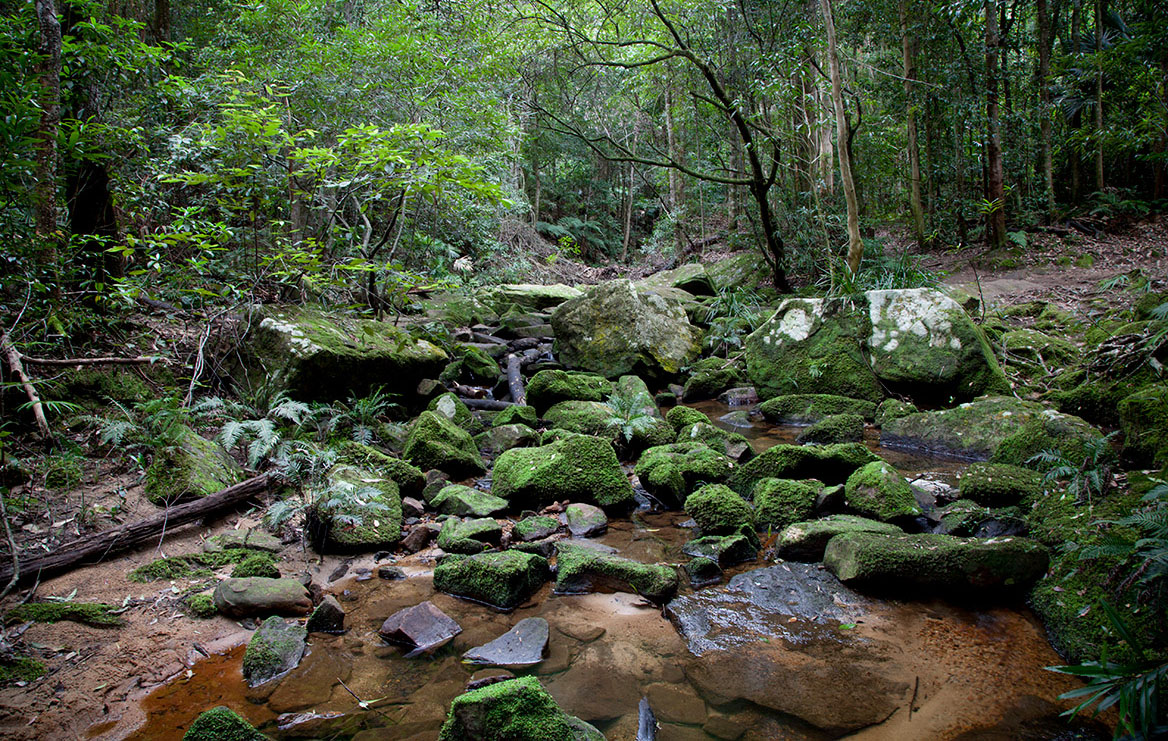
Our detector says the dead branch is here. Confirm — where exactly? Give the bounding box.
[19,356,165,367]
[0,332,53,444]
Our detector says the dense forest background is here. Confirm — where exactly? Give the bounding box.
[2,0,1166,319]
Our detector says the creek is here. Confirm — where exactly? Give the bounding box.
[118,401,1089,741]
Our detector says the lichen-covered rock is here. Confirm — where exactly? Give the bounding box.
[1000,329,1078,367]
[514,515,561,542]
[684,484,754,535]
[438,676,575,741]
[752,478,821,532]
[437,517,503,554]
[1118,383,1168,467]
[306,465,402,553]
[705,251,773,293]
[403,411,486,476]
[823,532,1049,596]
[681,534,757,568]
[866,288,1008,401]
[526,370,612,413]
[492,436,634,511]
[228,304,447,402]
[212,577,311,618]
[674,421,755,463]
[242,616,307,686]
[482,283,583,313]
[777,515,902,561]
[796,414,864,445]
[728,443,879,496]
[874,398,917,427]
[666,404,709,432]
[844,461,921,522]
[634,443,736,508]
[881,396,1103,462]
[144,427,243,505]
[475,424,539,456]
[554,542,678,602]
[431,485,510,518]
[957,462,1043,506]
[758,394,877,424]
[428,392,478,431]
[336,442,425,497]
[433,551,549,609]
[493,405,539,428]
[551,280,701,380]
[183,706,268,741]
[744,298,881,402]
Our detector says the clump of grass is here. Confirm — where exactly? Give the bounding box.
[129,548,260,583]
[185,593,217,619]
[5,602,124,627]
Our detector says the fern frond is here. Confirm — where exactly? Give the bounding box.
[217,420,246,451]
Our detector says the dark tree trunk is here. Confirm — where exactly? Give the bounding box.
[984,0,1007,250]
[33,0,62,271]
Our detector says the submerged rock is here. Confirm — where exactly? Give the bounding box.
[242,616,307,686]
[462,617,549,667]
[433,551,549,609]
[212,577,312,618]
[554,542,678,603]
[379,600,462,654]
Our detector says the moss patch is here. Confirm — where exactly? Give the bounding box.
[306,465,403,553]
[185,593,218,619]
[0,656,46,685]
[402,411,485,476]
[777,515,902,561]
[433,551,549,609]
[439,676,574,741]
[241,616,307,686]
[231,553,279,579]
[336,441,425,497]
[666,405,709,432]
[5,601,123,627]
[130,548,261,583]
[493,405,539,428]
[183,706,268,741]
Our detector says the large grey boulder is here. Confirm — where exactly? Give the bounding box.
[551,280,701,380]
[212,577,312,618]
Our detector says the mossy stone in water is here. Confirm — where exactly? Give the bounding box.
[681,533,757,568]
[796,413,864,445]
[493,405,539,428]
[437,517,503,554]
[728,443,878,496]
[183,706,268,741]
[526,370,612,413]
[492,435,634,511]
[956,462,1043,506]
[241,616,306,687]
[402,411,486,477]
[758,394,877,424]
[666,404,708,432]
[433,551,549,609]
[753,478,821,532]
[634,443,737,508]
[684,484,754,535]
[514,515,560,542]
[428,392,478,431]
[439,676,574,741]
[554,542,678,603]
[776,515,902,561]
[144,427,243,505]
[682,364,745,402]
[935,499,991,536]
[843,461,921,522]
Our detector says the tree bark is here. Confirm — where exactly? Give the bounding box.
[984,0,1007,250]
[0,475,270,588]
[505,354,526,406]
[664,83,685,255]
[33,0,62,270]
[1037,0,1056,218]
[1,333,53,444]
[1070,0,1082,202]
[821,0,863,274]
[1094,0,1105,192]
[899,0,926,247]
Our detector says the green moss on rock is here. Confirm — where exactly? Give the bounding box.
[306,465,402,553]
[728,443,879,496]
[666,405,709,432]
[428,392,478,432]
[957,462,1043,506]
[402,411,486,476]
[130,548,260,583]
[682,363,745,402]
[843,461,922,522]
[634,443,736,508]
[183,706,268,741]
[439,676,574,741]
[433,551,549,609]
[5,601,123,627]
[758,394,878,424]
[674,421,755,462]
[681,533,757,567]
[437,517,504,554]
[553,542,678,602]
[514,515,561,542]
[526,370,612,413]
[874,399,917,427]
[493,405,539,428]
[431,485,509,518]
[543,401,618,441]
[753,478,821,532]
[777,515,902,561]
[492,436,634,511]
[231,553,279,579]
[186,593,218,619]
[796,413,864,445]
[684,484,754,535]
[241,616,306,686]
[144,427,244,505]
[1118,383,1168,467]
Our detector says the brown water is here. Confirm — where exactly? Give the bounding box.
[118,403,1083,741]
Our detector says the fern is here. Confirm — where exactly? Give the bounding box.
[603,390,659,444]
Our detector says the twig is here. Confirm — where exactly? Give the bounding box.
[0,493,19,602]
[0,332,53,445]
[20,356,164,367]
[184,309,227,408]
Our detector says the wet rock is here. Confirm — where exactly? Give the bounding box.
[462,617,549,667]
[433,551,550,609]
[436,517,503,555]
[681,534,757,568]
[729,442,878,495]
[717,410,753,429]
[646,682,706,725]
[956,462,1043,506]
[684,484,754,536]
[492,435,634,511]
[514,515,561,542]
[305,595,345,634]
[844,460,922,523]
[776,515,902,561]
[379,601,462,654]
[183,706,267,741]
[551,279,701,380]
[673,422,754,463]
[934,499,992,536]
[564,503,607,537]
[684,557,723,588]
[431,485,509,518]
[378,565,406,580]
[438,676,579,741]
[718,387,759,406]
[554,542,678,603]
[204,529,282,554]
[824,532,1050,596]
[635,443,737,508]
[401,523,437,553]
[242,616,307,686]
[403,411,486,477]
[213,577,312,618]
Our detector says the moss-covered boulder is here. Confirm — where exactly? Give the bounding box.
[336,442,425,497]
[526,370,612,413]
[439,676,578,741]
[551,279,701,380]
[866,288,1009,402]
[744,297,882,402]
[306,465,402,553]
[934,499,992,536]
[681,533,757,568]
[144,427,244,505]
[433,551,549,609]
[428,392,478,431]
[228,304,447,402]
[956,462,1043,506]
[1118,383,1168,467]
[437,517,504,554]
[475,424,539,456]
[758,394,877,424]
[843,461,921,522]
[705,251,773,293]
[402,411,485,476]
[874,398,917,427]
[796,413,864,445]
[634,443,736,508]
[184,706,268,741]
[242,616,306,686]
[493,405,539,428]
[777,515,902,561]
[553,542,678,602]
[666,404,709,432]
[442,345,501,385]
[514,515,561,542]
[753,478,821,532]
[881,396,1103,463]
[46,366,150,408]
[431,485,510,518]
[674,421,754,463]
[823,532,1049,596]
[492,436,634,511]
[684,484,754,535]
[638,262,715,295]
[728,443,879,496]
[212,577,312,618]
[482,284,583,313]
[543,401,617,441]
[682,360,745,402]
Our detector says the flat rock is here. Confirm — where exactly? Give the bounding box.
[462,617,549,667]
[564,503,607,537]
[379,601,462,655]
[204,529,283,553]
[213,577,312,618]
[305,595,345,634]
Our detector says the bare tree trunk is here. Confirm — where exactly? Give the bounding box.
[33,0,62,271]
[622,120,638,262]
[665,84,685,255]
[1094,0,1105,192]
[1070,0,1082,202]
[152,0,170,41]
[1037,0,1056,218]
[984,0,1007,250]
[821,0,863,274]
[900,0,926,247]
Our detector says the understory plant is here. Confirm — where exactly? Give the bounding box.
[1029,432,1119,504]
[602,389,659,446]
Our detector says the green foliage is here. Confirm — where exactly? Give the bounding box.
[602,389,659,445]
[1029,431,1119,504]
[1081,480,1168,603]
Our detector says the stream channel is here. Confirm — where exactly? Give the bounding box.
[119,400,1093,741]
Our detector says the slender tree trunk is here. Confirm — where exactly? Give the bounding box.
[1070,0,1082,202]
[621,121,638,262]
[1094,0,1105,191]
[33,0,62,271]
[984,0,1007,250]
[900,0,925,246]
[531,157,541,225]
[665,84,685,255]
[152,0,170,42]
[821,0,863,274]
[1037,0,1055,218]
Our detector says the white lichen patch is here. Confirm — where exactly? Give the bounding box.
[867,289,963,355]
[775,301,821,342]
[260,315,322,358]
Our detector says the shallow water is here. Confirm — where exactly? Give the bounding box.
[119,402,1083,741]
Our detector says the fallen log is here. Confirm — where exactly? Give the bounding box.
[0,474,270,589]
[1,332,53,444]
[507,337,541,352]
[461,398,514,411]
[505,354,526,406]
